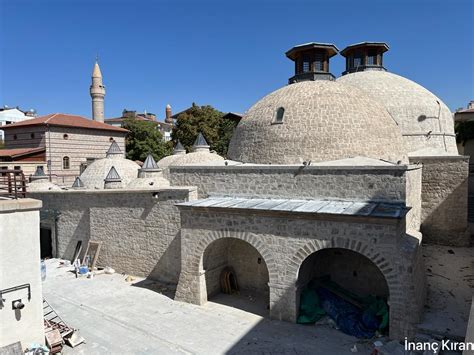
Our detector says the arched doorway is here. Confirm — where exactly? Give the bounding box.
[296,248,390,338]
[202,238,270,316]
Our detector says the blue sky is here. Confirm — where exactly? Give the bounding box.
[1,0,472,120]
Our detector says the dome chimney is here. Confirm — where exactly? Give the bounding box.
[340,42,389,75]
[286,42,339,84]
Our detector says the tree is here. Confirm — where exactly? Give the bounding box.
[455,120,474,146]
[171,103,237,157]
[123,118,172,162]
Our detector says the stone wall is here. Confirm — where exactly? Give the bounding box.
[0,161,44,179]
[3,125,126,186]
[409,156,470,246]
[203,238,269,299]
[406,166,422,235]
[298,248,389,297]
[0,198,44,347]
[47,127,126,186]
[30,188,196,283]
[169,165,410,203]
[175,207,426,338]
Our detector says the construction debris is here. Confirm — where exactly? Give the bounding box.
[45,329,62,354]
[43,298,84,353]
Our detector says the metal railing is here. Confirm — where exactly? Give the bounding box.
[0,169,27,199]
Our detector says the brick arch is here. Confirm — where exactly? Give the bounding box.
[287,237,402,298]
[189,229,278,285]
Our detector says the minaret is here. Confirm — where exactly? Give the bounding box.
[165,104,173,124]
[90,60,106,122]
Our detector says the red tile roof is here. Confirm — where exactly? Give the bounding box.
[0,147,46,158]
[2,113,128,133]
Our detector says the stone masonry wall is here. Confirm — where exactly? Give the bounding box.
[406,166,422,236]
[175,207,425,338]
[30,188,196,283]
[47,127,126,186]
[409,156,470,246]
[169,165,409,203]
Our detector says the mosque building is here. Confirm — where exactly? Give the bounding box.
[28,41,469,340]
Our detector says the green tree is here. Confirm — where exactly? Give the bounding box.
[171,103,237,157]
[455,120,474,146]
[123,118,172,162]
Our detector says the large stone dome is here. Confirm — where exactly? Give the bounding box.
[227,80,408,164]
[337,71,457,155]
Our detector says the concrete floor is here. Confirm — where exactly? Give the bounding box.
[418,244,474,339]
[42,259,374,355]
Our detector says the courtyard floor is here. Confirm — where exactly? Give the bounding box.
[42,259,374,355]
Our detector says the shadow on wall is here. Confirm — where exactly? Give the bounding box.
[421,181,470,246]
[63,210,91,261]
[147,231,182,285]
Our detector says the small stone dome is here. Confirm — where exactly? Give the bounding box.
[157,140,186,168]
[169,150,224,166]
[28,179,62,191]
[337,71,457,154]
[126,153,170,189]
[28,166,62,191]
[79,142,140,189]
[227,80,408,164]
[158,137,224,168]
[126,175,170,189]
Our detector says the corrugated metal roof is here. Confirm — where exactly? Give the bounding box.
[177,197,408,219]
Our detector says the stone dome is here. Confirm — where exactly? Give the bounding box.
[169,150,224,166]
[126,153,170,189]
[126,175,170,189]
[79,154,140,189]
[158,137,224,168]
[337,71,457,155]
[28,179,62,191]
[227,80,408,164]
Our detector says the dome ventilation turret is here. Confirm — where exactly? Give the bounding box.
[193,133,210,152]
[340,42,389,75]
[142,153,159,170]
[106,140,122,157]
[174,140,186,155]
[286,42,339,84]
[104,166,121,182]
[30,165,48,182]
[72,176,84,188]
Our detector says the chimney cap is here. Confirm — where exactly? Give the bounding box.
[286,42,339,61]
[340,42,389,57]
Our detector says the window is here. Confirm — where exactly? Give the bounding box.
[274,107,285,124]
[367,49,377,65]
[302,55,311,73]
[63,156,70,170]
[353,52,364,68]
[63,134,69,140]
[313,52,323,71]
[31,133,35,139]
[14,166,21,175]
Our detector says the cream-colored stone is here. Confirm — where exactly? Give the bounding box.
[228,80,407,164]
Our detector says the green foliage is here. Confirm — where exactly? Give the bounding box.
[123,118,172,162]
[171,103,238,157]
[455,120,474,146]
[214,117,239,157]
